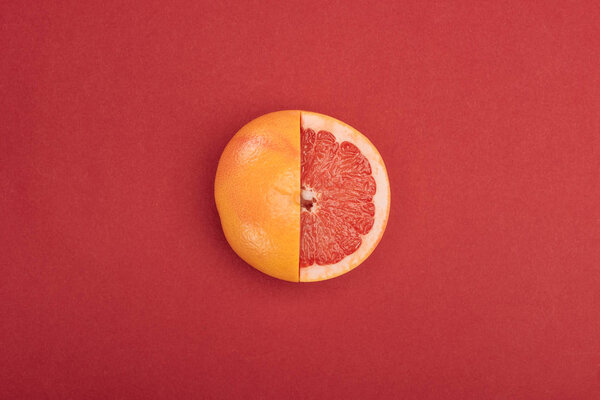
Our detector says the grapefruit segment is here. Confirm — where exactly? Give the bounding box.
[299,111,390,282]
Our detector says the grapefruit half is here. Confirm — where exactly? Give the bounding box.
[215,111,390,282]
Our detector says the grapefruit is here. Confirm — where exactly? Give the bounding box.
[215,111,390,282]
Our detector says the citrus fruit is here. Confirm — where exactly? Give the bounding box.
[215,111,390,282]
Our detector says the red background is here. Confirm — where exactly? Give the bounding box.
[2,1,599,398]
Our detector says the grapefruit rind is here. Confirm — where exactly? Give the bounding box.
[214,110,301,282]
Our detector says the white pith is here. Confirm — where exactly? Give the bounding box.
[301,187,317,202]
[300,111,391,282]
[301,186,318,212]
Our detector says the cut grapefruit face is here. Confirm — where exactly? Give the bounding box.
[215,111,390,282]
[299,111,390,282]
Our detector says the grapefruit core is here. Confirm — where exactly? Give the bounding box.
[215,111,390,282]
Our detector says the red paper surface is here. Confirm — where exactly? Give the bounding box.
[2,1,600,398]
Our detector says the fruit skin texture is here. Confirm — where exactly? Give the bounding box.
[215,111,300,282]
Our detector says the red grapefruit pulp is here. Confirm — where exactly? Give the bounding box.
[299,111,390,282]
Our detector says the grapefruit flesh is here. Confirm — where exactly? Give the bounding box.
[299,111,390,282]
[214,111,389,282]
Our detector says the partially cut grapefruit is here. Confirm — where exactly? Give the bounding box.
[215,111,390,282]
